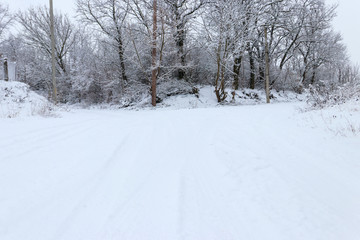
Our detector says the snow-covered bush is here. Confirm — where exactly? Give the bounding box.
[307,80,360,109]
[157,79,195,99]
[304,77,360,136]
[0,81,56,118]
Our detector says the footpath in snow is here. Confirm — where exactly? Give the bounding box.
[0,102,360,240]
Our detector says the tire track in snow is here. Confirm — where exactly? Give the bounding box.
[0,118,95,148]
[104,120,178,239]
[171,114,242,239]
[186,145,247,239]
[1,126,92,160]
[0,119,97,161]
[53,120,162,240]
[0,119,133,236]
[94,116,191,240]
[52,130,134,240]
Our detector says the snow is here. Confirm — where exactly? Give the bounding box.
[300,99,360,136]
[0,81,55,118]
[158,86,303,109]
[0,97,360,239]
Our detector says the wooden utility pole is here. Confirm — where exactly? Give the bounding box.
[49,0,57,103]
[151,0,157,106]
[4,58,8,82]
[264,27,270,104]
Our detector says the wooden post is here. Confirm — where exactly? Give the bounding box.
[4,58,8,81]
[49,0,57,103]
[151,0,157,106]
[264,27,270,104]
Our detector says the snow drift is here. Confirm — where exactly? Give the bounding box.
[0,81,55,118]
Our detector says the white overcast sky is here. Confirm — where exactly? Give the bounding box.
[2,0,360,65]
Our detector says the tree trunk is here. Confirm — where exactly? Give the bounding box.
[248,47,255,89]
[301,70,307,84]
[214,39,221,102]
[151,0,157,106]
[259,64,265,83]
[311,68,316,85]
[264,27,270,104]
[176,23,185,80]
[117,38,128,85]
[233,55,242,90]
[49,0,57,103]
[57,54,67,74]
[3,58,8,82]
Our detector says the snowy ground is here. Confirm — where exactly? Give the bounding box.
[0,101,360,240]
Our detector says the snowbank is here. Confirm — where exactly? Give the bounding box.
[159,86,304,109]
[0,81,55,118]
[75,85,304,111]
[300,99,360,136]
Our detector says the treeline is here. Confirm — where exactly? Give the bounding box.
[0,0,358,105]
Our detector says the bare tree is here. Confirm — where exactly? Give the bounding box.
[17,6,76,74]
[0,3,12,41]
[296,0,337,85]
[77,0,129,89]
[3,0,351,105]
[201,0,255,102]
[163,0,206,80]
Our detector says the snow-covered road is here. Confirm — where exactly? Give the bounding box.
[1,103,360,240]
